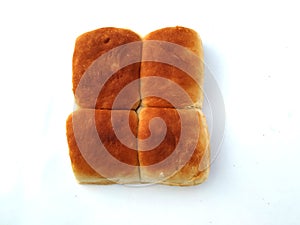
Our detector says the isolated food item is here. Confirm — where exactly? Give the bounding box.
[138,108,209,186]
[141,26,204,108]
[67,26,210,186]
[72,27,142,109]
[66,109,139,184]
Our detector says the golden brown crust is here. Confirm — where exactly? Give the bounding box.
[67,26,210,186]
[66,109,139,184]
[72,27,142,109]
[144,26,202,55]
[159,110,210,186]
[141,26,204,108]
[138,108,210,185]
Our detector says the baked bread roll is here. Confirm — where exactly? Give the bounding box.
[141,26,204,108]
[67,26,210,186]
[66,109,139,184]
[72,27,142,109]
[138,108,209,186]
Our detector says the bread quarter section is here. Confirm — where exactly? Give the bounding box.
[72,27,142,109]
[141,26,204,108]
[66,109,139,184]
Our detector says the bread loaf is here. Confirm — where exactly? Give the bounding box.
[72,27,141,109]
[141,26,204,108]
[138,108,209,186]
[67,27,210,186]
[66,109,139,184]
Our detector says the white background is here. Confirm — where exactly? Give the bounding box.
[0,0,300,224]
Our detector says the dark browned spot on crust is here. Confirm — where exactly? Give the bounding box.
[103,37,110,43]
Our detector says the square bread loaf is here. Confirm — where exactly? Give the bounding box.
[138,108,209,186]
[72,28,141,109]
[141,27,204,108]
[66,26,210,186]
[66,109,139,184]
